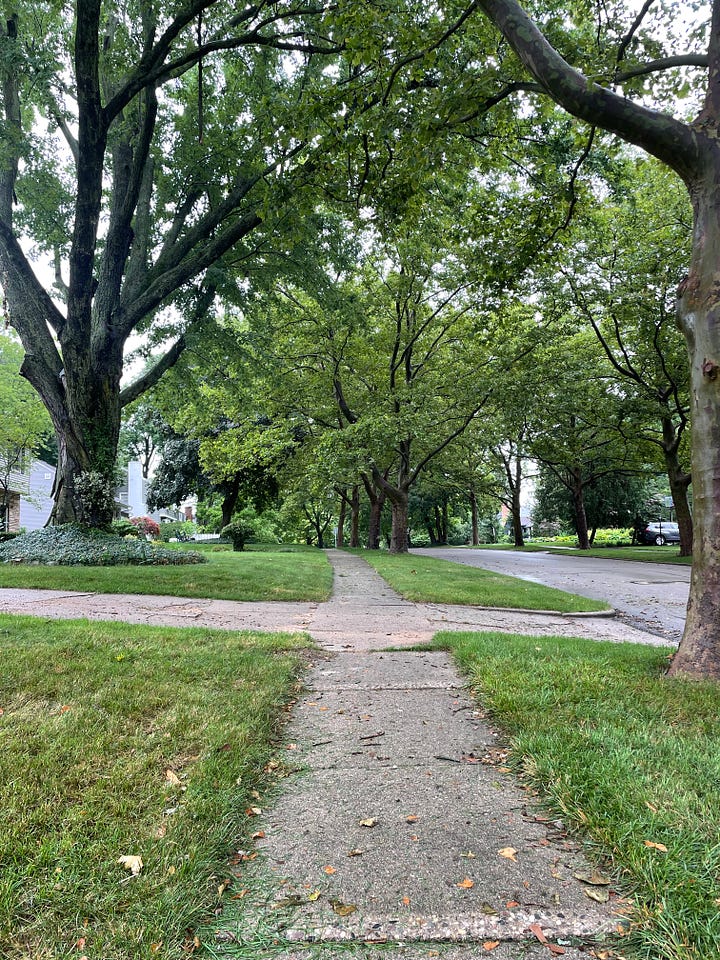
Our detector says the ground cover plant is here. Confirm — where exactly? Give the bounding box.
[435,630,720,960]
[0,544,333,602]
[361,551,609,613]
[0,525,206,566]
[0,614,312,959]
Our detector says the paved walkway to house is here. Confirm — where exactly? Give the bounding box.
[0,550,660,957]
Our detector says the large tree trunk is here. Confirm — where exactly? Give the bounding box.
[669,184,720,677]
[46,359,124,528]
[390,493,410,553]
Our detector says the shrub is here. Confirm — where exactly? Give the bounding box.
[158,520,196,542]
[111,519,137,537]
[221,519,248,552]
[0,531,21,542]
[130,516,160,538]
[0,525,207,566]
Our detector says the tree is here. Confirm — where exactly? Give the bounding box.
[0,335,51,526]
[0,1,358,527]
[559,160,693,555]
[534,466,657,543]
[472,0,720,678]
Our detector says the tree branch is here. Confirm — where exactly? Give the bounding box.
[477,0,703,180]
[615,54,708,84]
[120,334,187,408]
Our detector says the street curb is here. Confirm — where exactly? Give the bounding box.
[429,603,617,620]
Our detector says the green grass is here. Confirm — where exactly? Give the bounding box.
[0,613,313,959]
[0,546,333,601]
[458,543,692,565]
[360,550,610,612]
[434,630,720,960]
[536,544,693,565]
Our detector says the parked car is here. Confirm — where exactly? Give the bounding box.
[638,521,681,546]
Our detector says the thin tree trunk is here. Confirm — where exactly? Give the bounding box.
[367,490,385,550]
[390,493,410,553]
[571,470,590,550]
[337,492,346,548]
[661,420,693,557]
[363,473,386,550]
[470,489,479,545]
[511,486,524,548]
[350,485,360,547]
[220,472,242,529]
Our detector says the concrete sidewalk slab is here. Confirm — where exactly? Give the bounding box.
[213,647,625,956]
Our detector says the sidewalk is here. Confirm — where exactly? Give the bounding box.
[0,548,669,648]
[205,551,635,958]
[0,549,656,956]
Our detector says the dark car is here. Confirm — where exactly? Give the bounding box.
[638,521,681,546]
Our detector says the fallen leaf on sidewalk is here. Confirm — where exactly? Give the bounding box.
[347,848,363,857]
[498,847,518,862]
[405,814,419,823]
[401,896,411,906]
[330,899,357,916]
[456,877,474,889]
[245,807,262,816]
[251,830,265,840]
[307,889,321,901]
[528,923,566,955]
[574,869,611,886]
[323,865,336,875]
[482,942,500,952]
[359,818,378,827]
[584,887,610,903]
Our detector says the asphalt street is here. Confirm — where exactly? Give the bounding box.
[416,547,690,644]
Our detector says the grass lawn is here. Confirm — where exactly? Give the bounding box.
[0,545,333,602]
[435,630,720,960]
[538,545,693,565]
[0,614,313,959]
[460,543,693,565]
[361,551,610,613]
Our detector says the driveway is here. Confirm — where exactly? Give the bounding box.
[416,548,690,643]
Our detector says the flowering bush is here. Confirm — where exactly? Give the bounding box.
[130,516,160,538]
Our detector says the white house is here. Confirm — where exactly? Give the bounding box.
[0,454,31,532]
[18,459,56,532]
[8,459,186,531]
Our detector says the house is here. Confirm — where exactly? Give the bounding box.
[0,453,31,532]
[5,458,186,532]
[18,459,56,532]
[114,460,186,523]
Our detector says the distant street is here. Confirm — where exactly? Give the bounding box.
[417,547,690,643]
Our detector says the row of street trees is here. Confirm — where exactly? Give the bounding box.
[0,0,716,675]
